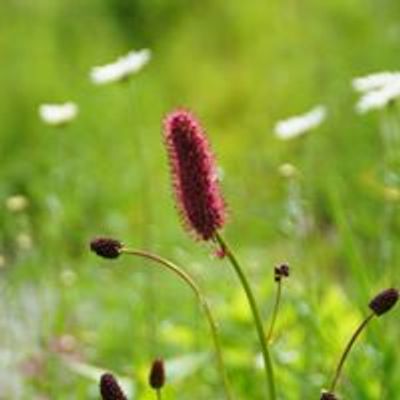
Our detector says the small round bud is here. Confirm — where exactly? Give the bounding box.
[320,391,338,400]
[100,373,128,400]
[274,263,290,282]
[90,237,122,259]
[369,288,399,316]
[149,358,165,390]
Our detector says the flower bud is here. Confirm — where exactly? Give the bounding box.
[90,237,122,259]
[320,391,338,400]
[100,373,128,400]
[369,288,399,316]
[149,358,165,390]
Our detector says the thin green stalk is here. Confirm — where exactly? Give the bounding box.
[122,249,233,400]
[266,281,282,344]
[156,389,162,400]
[329,313,374,392]
[215,233,276,400]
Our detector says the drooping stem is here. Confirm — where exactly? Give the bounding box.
[214,233,276,400]
[266,281,282,344]
[329,313,374,392]
[122,248,233,400]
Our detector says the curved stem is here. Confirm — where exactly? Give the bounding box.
[122,249,233,400]
[329,313,374,392]
[215,233,276,400]
[266,281,282,344]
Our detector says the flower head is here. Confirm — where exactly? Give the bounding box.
[274,105,327,140]
[39,102,78,126]
[100,373,128,400]
[90,49,151,85]
[274,263,290,282]
[369,288,399,316]
[163,109,226,241]
[320,391,338,400]
[90,237,123,259]
[149,358,165,390]
[353,71,400,113]
[352,71,400,93]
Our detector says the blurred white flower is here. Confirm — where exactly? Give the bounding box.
[278,163,298,179]
[274,105,327,140]
[16,233,33,251]
[352,71,400,93]
[39,102,78,126]
[355,79,400,114]
[6,194,29,212]
[60,269,77,287]
[90,49,151,85]
[0,254,5,269]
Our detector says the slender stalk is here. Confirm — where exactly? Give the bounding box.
[266,281,282,344]
[329,313,374,392]
[156,389,162,400]
[127,80,158,355]
[215,233,276,400]
[122,248,233,400]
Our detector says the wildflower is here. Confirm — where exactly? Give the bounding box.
[163,109,226,241]
[100,373,128,400]
[5,195,29,212]
[355,80,400,114]
[149,358,165,390]
[38,102,78,126]
[90,237,123,259]
[274,105,327,140]
[369,288,399,316]
[352,71,400,93]
[274,263,290,282]
[90,49,151,85]
[320,391,338,400]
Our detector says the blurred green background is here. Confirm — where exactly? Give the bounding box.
[1,0,400,398]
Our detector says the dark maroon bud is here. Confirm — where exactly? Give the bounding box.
[274,263,290,282]
[369,288,399,316]
[149,358,165,390]
[90,237,122,259]
[100,373,128,400]
[320,391,338,400]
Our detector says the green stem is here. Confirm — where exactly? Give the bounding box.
[266,280,282,344]
[215,233,276,400]
[122,249,233,400]
[329,313,374,392]
[156,389,162,400]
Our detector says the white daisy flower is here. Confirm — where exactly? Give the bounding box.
[6,195,29,212]
[39,102,78,126]
[274,105,327,140]
[355,79,400,114]
[90,49,151,85]
[352,71,400,93]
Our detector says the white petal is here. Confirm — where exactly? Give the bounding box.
[274,105,327,140]
[352,72,400,93]
[355,80,400,114]
[38,102,78,126]
[90,49,151,85]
